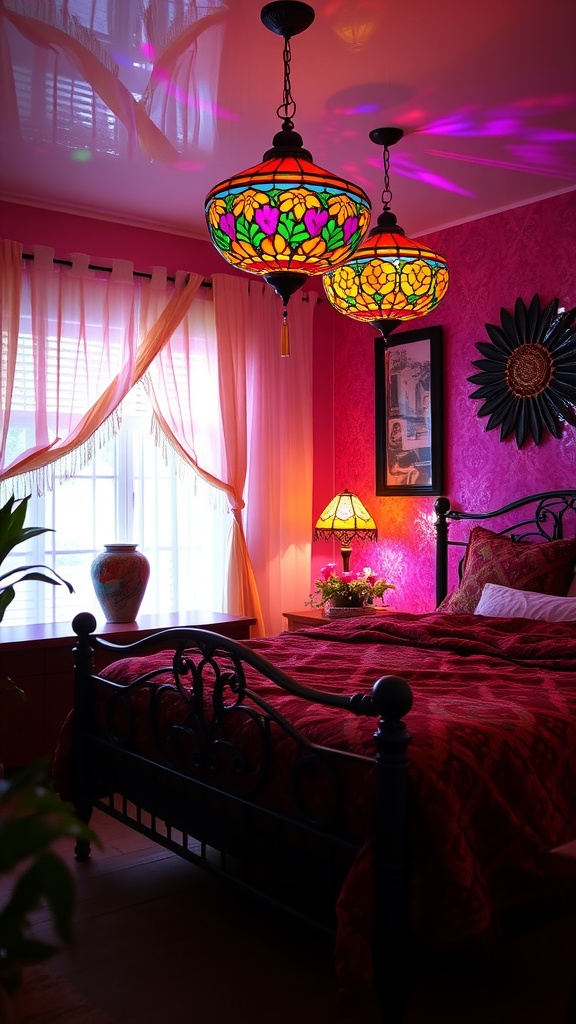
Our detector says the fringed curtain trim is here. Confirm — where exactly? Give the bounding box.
[0,407,122,502]
[148,406,229,515]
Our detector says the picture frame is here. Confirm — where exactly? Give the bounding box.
[375,325,444,496]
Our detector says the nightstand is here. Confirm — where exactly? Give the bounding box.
[282,608,390,631]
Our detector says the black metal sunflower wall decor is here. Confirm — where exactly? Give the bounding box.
[467,294,576,448]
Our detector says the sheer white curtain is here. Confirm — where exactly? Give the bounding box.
[0,241,202,497]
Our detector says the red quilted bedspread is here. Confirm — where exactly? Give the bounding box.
[54,611,576,993]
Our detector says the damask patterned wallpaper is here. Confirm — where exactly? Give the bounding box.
[330,190,576,612]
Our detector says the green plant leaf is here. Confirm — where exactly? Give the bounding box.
[0,567,75,593]
[7,851,76,946]
[0,496,74,622]
[0,586,15,618]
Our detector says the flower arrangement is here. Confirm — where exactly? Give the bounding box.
[307,564,394,609]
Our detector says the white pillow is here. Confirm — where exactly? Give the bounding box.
[475,583,576,621]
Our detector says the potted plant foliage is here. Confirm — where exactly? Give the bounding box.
[0,763,97,1010]
[0,497,90,1015]
[0,495,74,625]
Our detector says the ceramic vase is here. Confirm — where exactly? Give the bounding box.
[90,543,150,623]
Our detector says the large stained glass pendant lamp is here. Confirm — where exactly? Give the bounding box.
[205,2,371,355]
[323,127,450,342]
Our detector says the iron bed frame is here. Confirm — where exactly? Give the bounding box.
[67,489,576,1024]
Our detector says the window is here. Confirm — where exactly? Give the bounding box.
[4,389,229,627]
[2,273,230,628]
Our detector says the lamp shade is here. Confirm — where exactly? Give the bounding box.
[314,489,377,571]
[322,209,450,338]
[315,488,377,539]
[205,146,372,292]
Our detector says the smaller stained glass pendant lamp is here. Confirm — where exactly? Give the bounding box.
[205,2,372,355]
[323,127,450,342]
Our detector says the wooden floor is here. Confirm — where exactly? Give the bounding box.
[4,807,576,1024]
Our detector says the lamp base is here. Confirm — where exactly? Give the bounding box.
[340,545,352,572]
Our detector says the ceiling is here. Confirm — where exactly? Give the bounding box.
[1,0,575,245]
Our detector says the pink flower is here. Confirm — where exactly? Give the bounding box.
[343,215,359,243]
[339,572,355,583]
[304,209,328,237]
[255,205,280,235]
[220,213,236,239]
[320,563,336,580]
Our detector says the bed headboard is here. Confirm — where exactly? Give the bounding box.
[434,490,576,607]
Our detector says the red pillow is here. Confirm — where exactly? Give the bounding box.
[438,526,576,614]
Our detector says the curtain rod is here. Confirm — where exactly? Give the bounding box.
[21,251,205,286]
[20,252,318,300]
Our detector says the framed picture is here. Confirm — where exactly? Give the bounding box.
[375,326,444,496]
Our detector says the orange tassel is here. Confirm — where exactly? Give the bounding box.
[281,308,290,357]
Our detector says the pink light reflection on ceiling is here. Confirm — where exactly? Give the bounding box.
[366,155,476,198]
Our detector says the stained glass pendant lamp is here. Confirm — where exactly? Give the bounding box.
[204,2,372,355]
[314,489,377,571]
[323,127,450,342]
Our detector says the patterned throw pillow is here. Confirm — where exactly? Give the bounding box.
[438,526,576,614]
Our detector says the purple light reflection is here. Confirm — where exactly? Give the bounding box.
[427,148,575,178]
[366,154,476,197]
[330,103,382,116]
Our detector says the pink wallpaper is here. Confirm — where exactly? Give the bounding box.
[327,190,576,613]
[4,193,576,616]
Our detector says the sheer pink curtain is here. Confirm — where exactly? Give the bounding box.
[0,239,22,471]
[143,272,265,634]
[240,280,317,634]
[0,242,202,493]
[144,273,317,636]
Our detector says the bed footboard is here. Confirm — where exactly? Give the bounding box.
[68,610,413,1006]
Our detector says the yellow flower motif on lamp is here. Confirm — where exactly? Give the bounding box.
[233,189,269,221]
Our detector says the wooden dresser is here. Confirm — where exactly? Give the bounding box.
[0,610,256,771]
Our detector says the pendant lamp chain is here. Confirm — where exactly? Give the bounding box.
[278,34,296,355]
[381,143,393,212]
[278,36,296,127]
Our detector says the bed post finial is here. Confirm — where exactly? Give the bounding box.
[72,611,97,638]
[370,675,412,1019]
[71,612,97,860]
[434,496,451,607]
